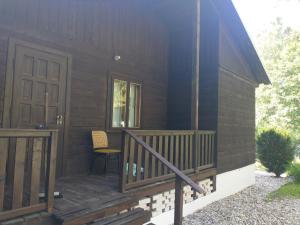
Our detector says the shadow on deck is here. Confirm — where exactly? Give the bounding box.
[54,174,121,212]
[52,174,150,225]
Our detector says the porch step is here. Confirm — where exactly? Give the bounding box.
[91,208,151,225]
[53,196,139,225]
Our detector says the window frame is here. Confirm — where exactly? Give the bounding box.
[108,74,143,131]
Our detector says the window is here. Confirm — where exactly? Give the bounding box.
[112,79,127,128]
[129,83,141,128]
[112,79,141,128]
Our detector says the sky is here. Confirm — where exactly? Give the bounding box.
[232,0,300,40]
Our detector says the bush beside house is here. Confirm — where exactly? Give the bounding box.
[257,129,295,177]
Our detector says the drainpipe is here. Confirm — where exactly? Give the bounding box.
[191,0,201,131]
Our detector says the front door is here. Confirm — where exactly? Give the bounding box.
[10,42,69,176]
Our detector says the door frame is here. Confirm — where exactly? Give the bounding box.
[2,37,72,176]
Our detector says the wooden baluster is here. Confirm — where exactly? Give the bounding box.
[120,133,129,192]
[144,136,150,179]
[189,134,193,170]
[151,136,156,178]
[212,134,215,166]
[158,136,163,176]
[136,143,142,182]
[46,131,58,213]
[208,134,212,165]
[175,135,179,168]
[193,133,197,170]
[128,138,135,184]
[197,133,200,168]
[206,134,209,165]
[40,137,48,188]
[0,138,8,211]
[201,134,205,167]
[203,134,206,165]
[180,136,184,170]
[208,134,210,165]
[164,136,169,174]
[30,138,43,205]
[12,138,27,209]
[25,138,34,203]
[204,134,207,165]
[6,139,16,189]
[185,135,189,170]
[174,175,183,225]
[169,136,174,173]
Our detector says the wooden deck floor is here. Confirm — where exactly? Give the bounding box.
[50,174,152,225]
[51,168,216,225]
[54,174,123,213]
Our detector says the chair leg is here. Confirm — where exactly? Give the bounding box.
[104,154,108,174]
[118,153,121,171]
[90,155,95,174]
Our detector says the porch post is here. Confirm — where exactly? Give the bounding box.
[191,0,201,130]
[174,175,184,225]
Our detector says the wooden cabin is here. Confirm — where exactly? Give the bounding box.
[0,0,270,225]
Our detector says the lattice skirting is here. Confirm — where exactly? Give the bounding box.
[134,178,214,217]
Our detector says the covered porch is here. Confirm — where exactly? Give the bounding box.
[0,128,217,224]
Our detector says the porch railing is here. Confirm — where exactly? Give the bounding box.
[195,130,216,170]
[0,129,58,222]
[122,130,207,225]
[120,130,216,192]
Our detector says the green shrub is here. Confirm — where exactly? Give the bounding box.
[257,129,295,177]
[288,163,300,183]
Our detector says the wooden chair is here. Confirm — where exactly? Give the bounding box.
[90,131,121,174]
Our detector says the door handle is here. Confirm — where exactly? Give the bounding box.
[56,115,64,125]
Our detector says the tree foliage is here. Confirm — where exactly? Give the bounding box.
[256,19,300,156]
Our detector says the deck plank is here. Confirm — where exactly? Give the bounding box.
[53,174,141,225]
[92,208,151,225]
[54,174,121,212]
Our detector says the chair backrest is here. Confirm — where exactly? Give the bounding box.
[92,131,109,149]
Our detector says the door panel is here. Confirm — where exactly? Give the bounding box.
[11,44,68,176]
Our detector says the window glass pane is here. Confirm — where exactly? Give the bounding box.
[112,79,127,128]
[128,83,141,128]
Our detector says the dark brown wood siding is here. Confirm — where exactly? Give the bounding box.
[198,0,257,174]
[217,25,257,173]
[198,0,219,132]
[167,2,195,130]
[0,0,169,175]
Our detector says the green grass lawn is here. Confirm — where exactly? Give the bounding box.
[267,182,300,200]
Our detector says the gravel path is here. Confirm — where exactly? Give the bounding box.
[183,173,300,225]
